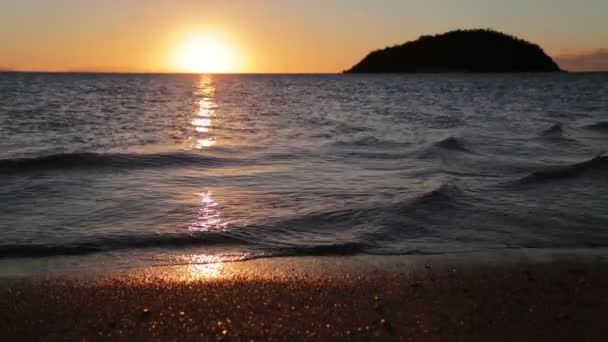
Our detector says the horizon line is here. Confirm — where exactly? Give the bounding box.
[2,70,608,75]
[0,70,344,75]
[3,67,605,76]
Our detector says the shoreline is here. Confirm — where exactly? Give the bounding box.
[1,247,607,281]
[2,249,608,341]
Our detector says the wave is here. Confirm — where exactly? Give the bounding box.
[405,183,462,208]
[272,242,371,257]
[0,230,374,259]
[0,232,249,258]
[0,178,463,259]
[276,182,464,243]
[540,123,564,137]
[417,136,474,160]
[434,136,472,153]
[538,123,583,145]
[516,155,608,185]
[330,136,410,148]
[0,151,230,174]
[582,121,608,132]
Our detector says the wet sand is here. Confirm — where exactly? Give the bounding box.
[2,252,608,341]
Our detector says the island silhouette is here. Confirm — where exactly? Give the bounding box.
[345,29,562,73]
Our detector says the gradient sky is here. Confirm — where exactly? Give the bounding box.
[1,0,607,72]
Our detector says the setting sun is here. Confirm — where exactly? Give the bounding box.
[173,33,240,73]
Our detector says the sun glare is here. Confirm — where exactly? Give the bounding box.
[173,33,239,73]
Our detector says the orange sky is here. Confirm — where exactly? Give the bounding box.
[1,0,607,73]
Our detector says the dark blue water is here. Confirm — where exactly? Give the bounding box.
[1,72,607,267]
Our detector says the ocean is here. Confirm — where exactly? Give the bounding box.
[1,72,607,274]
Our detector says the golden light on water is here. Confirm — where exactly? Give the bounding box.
[196,138,216,148]
[189,192,226,232]
[173,33,240,74]
[182,192,226,280]
[191,76,218,149]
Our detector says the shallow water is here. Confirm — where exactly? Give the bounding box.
[1,72,607,268]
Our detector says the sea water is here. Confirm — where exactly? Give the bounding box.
[1,73,607,274]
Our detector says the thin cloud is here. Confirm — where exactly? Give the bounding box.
[555,49,608,72]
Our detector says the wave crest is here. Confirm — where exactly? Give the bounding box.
[582,122,608,132]
[0,231,248,258]
[0,152,229,174]
[435,137,472,152]
[517,155,608,184]
[540,123,564,137]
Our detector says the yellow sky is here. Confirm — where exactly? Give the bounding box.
[1,0,607,73]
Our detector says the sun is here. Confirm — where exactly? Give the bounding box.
[173,33,239,73]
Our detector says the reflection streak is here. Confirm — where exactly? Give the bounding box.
[189,192,226,232]
[191,76,217,149]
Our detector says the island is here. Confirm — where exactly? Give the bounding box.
[345,29,562,73]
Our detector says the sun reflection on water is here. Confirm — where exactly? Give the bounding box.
[196,138,216,147]
[191,76,217,149]
[181,78,236,280]
[182,191,227,280]
[189,192,226,232]
[178,187,264,281]
[192,118,211,132]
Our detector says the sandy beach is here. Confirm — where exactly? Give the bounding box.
[2,251,608,341]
